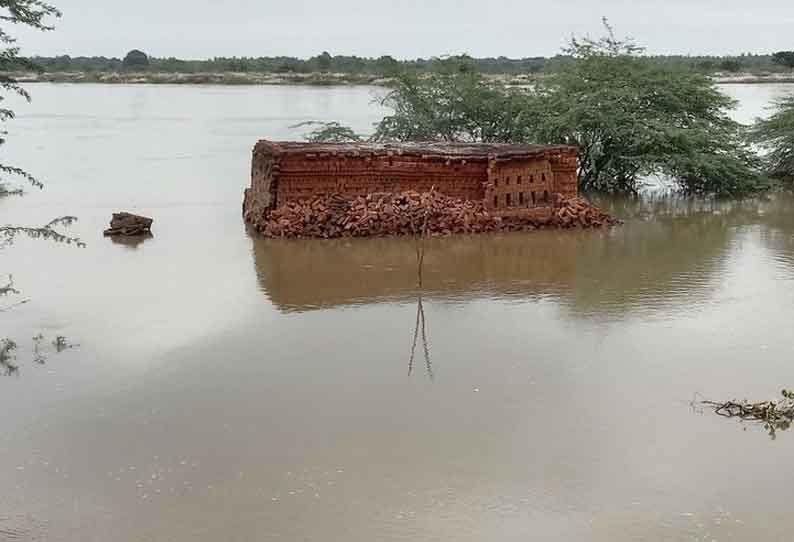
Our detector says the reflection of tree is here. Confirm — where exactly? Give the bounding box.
[408,294,433,380]
[408,220,433,380]
[251,195,794,318]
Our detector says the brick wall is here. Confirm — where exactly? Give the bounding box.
[274,154,488,206]
[243,142,579,228]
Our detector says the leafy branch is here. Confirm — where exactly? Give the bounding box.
[291,121,364,143]
[1,216,84,249]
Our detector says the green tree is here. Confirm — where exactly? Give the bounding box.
[751,93,794,181]
[315,51,332,72]
[122,48,149,69]
[372,57,535,143]
[531,20,765,194]
[772,51,794,70]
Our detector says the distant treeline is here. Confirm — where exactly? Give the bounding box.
[25,51,794,75]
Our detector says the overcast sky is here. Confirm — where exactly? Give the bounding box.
[11,0,794,59]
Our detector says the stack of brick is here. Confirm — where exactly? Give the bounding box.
[253,191,619,239]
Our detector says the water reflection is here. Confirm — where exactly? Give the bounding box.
[252,193,794,319]
[408,294,433,380]
[108,233,154,249]
[253,195,775,319]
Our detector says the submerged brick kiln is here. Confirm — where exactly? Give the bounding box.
[243,141,578,225]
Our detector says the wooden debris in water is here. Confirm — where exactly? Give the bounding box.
[701,389,794,438]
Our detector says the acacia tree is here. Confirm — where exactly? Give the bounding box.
[751,94,794,181]
[304,21,768,196]
[531,20,766,194]
[372,56,536,143]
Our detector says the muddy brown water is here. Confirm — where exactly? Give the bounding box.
[2,84,794,541]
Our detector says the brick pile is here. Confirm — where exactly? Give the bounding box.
[254,191,619,239]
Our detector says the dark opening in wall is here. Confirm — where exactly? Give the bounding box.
[531,191,536,205]
[493,195,498,208]
[517,175,522,184]
[506,193,513,207]
[543,190,549,203]
[519,192,525,205]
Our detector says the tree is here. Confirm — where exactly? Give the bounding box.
[772,51,794,70]
[315,51,332,72]
[122,49,149,69]
[530,20,765,194]
[303,21,767,195]
[751,93,794,181]
[368,21,765,195]
[372,57,535,143]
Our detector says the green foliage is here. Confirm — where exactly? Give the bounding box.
[372,58,534,143]
[531,21,765,194]
[719,58,743,73]
[0,2,83,249]
[292,121,363,143]
[122,49,149,69]
[1,0,60,194]
[772,51,794,70]
[357,20,767,195]
[23,50,793,78]
[751,93,794,181]
[314,51,332,72]
[1,216,84,249]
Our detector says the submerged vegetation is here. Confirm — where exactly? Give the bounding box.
[701,390,794,440]
[752,94,794,182]
[310,20,772,196]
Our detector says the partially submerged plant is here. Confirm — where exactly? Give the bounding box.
[701,389,794,439]
[1,216,85,249]
[751,93,794,182]
[1,338,19,375]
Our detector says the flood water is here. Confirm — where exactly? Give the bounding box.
[2,83,794,541]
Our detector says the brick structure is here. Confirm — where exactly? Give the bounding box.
[243,141,578,225]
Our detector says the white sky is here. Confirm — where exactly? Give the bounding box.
[11,0,794,59]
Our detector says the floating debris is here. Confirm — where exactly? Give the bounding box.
[700,389,794,439]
